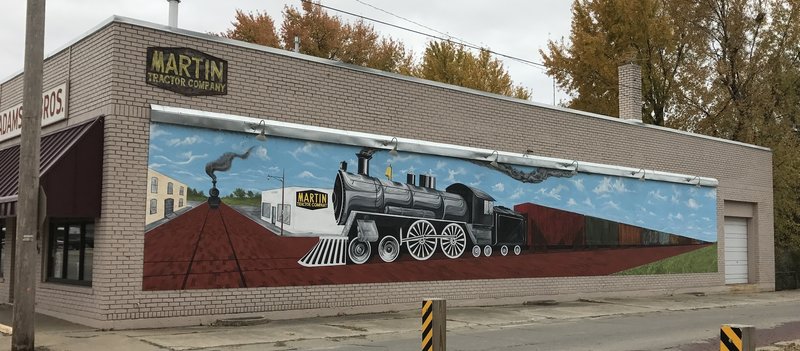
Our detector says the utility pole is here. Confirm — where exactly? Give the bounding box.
[13,0,46,350]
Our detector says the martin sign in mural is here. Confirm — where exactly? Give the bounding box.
[145,47,227,96]
[143,119,718,291]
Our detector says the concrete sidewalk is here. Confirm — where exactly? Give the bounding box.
[0,290,799,350]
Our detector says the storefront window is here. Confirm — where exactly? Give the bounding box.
[48,220,94,285]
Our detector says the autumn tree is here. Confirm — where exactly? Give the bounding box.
[418,40,531,99]
[545,0,800,277]
[672,0,800,254]
[221,10,280,48]
[541,0,699,125]
[221,1,531,100]
[280,1,414,74]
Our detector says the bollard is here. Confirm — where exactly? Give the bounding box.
[422,298,446,351]
[720,324,755,351]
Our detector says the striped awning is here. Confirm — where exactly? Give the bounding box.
[0,117,103,218]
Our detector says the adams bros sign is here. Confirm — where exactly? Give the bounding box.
[146,47,227,96]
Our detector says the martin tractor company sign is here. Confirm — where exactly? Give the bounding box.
[146,47,227,96]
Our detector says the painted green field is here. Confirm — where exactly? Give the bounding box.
[617,244,718,275]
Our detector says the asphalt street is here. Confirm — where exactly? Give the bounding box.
[2,290,799,350]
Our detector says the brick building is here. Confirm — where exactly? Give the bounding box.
[0,17,773,328]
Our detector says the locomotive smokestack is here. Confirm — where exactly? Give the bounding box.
[340,161,347,171]
[356,149,375,176]
[419,174,430,188]
[406,172,415,185]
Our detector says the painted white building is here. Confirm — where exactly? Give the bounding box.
[261,187,342,236]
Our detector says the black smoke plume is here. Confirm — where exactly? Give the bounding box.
[205,146,254,181]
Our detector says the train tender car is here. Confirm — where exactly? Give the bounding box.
[298,150,527,267]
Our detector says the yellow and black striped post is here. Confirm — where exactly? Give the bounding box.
[720,324,755,351]
[422,298,446,351]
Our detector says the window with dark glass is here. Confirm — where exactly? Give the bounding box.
[179,186,184,196]
[150,177,158,193]
[179,198,184,208]
[149,199,157,214]
[167,182,174,195]
[48,220,94,285]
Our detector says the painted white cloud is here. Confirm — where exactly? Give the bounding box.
[436,161,447,169]
[298,170,327,182]
[492,182,505,192]
[290,142,320,159]
[593,177,612,195]
[213,135,225,145]
[155,151,207,165]
[567,198,577,206]
[148,163,165,168]
[583,197,595,208]
[570,178,584,192]
[612,178,629,193]
[537,184,567,201]
[649,189,667,201]
[167,135,203,146]
[149,144,163,152]
[255,146,269,160]
[268,166,281,173]
[603,200,620,210]
[686,198,701,209]
[705,189,717,198]
[150,125,170,139]
[446,167,466,182]
[387,154,419,164]
[510,187,524,200]
[668,213,684,221]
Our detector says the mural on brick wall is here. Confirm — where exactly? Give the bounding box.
[143,122,718,290]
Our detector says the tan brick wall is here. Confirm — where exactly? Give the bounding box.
[0,19,775,328]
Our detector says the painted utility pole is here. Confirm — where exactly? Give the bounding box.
[13,0,46,350]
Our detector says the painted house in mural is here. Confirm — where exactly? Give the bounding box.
[146,168,188,225]
[260,187,342,236]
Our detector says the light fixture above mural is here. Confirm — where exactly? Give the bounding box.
[489,150,500,167]
[569,160,579,175]
[255,120,268,142]
[385,137,399,156]
[632,168,646,181]
[686,175,701,187]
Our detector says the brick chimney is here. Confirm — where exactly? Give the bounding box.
[618,63,642,121]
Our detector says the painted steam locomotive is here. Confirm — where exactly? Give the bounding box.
[325,149,527,264]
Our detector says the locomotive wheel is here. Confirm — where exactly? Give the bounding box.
[406,220,437,261]
[483,245,492,257]
[440,223,467,259]
[514,245,522,256]
[471,245,481,257]
[348,238,371,264]
[500,245,509,256]
[378,236,400,263]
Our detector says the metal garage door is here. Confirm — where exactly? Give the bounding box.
[724,217,748,284]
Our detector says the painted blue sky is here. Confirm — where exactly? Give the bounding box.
[149,123,717,242]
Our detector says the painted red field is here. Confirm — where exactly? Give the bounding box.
[143,202,710,290]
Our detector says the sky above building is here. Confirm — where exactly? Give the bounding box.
[0,0,572,105]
